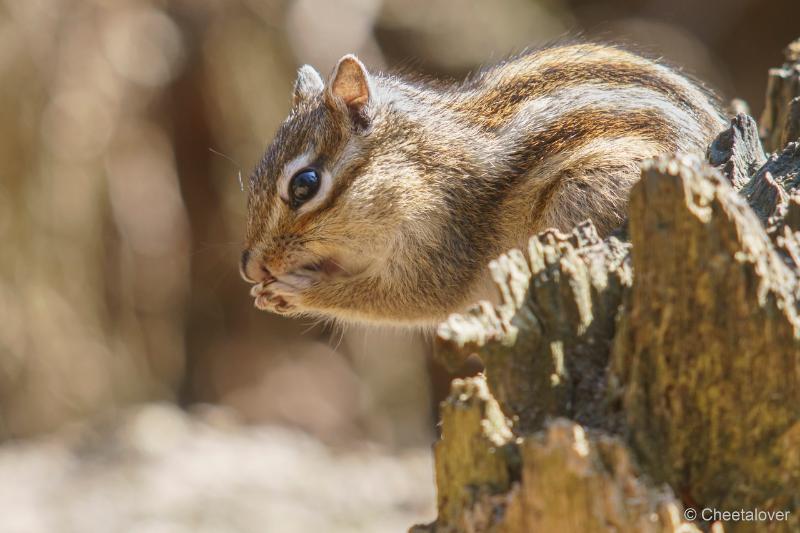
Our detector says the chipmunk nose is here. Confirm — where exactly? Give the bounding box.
[240,249,274,283]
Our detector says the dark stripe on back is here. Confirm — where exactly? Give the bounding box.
[510,107,678,172]
[454,60,704,131]
[437,106,678,271]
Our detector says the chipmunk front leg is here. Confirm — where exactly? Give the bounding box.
[300,274,450,326]
[251,268,322,314]
[250,272,387,321]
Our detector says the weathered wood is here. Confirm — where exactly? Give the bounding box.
[760,38,800,152]
[495,420,707,533]
[784,97,800,144]
[413,379,705,533]
[707,113,767,190]
[611,155,800,532]
[742,141,800,221]
[424,377,516,532]
[436,221,631,434]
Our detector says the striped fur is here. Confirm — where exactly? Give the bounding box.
[243,43,726,327]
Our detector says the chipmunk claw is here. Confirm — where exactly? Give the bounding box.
[253,289,292,313]
[250,282,267,298]
[251,270,319,314]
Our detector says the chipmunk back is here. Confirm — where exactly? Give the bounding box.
[241,42,726,327]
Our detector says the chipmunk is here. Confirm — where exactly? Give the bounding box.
[240,42,726,327]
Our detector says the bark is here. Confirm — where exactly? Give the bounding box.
[760,38,800,152]
[612,155,800,531]
[422,37,800,533]
[437,222,631,434]
[414,377,708,533]
[707,113,766,191]
[785,97,800,146]
[428,377,516,530]
[741,141,800,222]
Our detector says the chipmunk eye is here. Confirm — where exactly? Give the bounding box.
[289,168,321,207]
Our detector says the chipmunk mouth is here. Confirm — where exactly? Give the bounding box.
[249,258,342,296]
[249,257,344,292]
[247,256,355,314]
[301,257,345,277]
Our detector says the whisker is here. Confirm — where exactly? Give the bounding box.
[209,147,246,193]
[300,318,324,335]
[332,321,347,352]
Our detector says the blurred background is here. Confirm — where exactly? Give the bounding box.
[0,0,798,531]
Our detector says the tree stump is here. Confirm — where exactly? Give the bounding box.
[417,37,800,533]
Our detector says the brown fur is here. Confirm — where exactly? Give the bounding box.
[241,43,726,327]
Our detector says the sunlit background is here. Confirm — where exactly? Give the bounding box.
[0,0,798,531]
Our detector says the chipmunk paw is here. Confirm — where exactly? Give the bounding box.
[250,269,319,315]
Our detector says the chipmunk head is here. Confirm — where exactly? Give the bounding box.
[240,54,429,319]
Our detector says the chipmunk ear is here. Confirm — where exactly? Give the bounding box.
[327,54,372,129]
[292,65,324,107]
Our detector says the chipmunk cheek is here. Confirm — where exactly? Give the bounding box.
[319,258,344,276]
